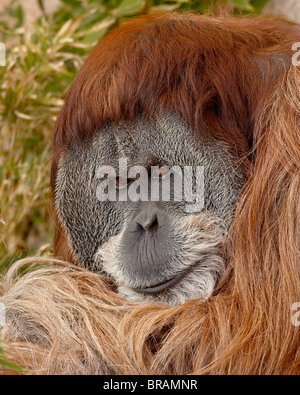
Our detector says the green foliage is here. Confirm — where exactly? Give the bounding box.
[0,344,28,372]
[0,0,270,272]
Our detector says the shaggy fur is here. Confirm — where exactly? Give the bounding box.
[0,13,300,374]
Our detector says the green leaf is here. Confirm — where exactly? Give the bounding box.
[16,5,24,25]
[37,0,45,12]
[61,0,82,8]
[250,0,270,10]
[0,344,28,373]
[0,358,28,373]
[230,0,255,11]
[112,0,146,17]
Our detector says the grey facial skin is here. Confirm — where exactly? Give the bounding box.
[56,113,245,305]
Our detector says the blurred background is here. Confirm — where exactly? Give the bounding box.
[0,0,299,272]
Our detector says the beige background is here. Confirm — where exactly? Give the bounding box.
[265,0,300,22]
[0,0,60,23]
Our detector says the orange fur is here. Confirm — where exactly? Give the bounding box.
[1,13,299,375]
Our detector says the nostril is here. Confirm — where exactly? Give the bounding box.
[145,216,158,231]
[136,212,158,231]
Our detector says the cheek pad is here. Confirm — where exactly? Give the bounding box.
[55,151,122,269]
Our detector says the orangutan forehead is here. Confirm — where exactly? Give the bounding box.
[62,111,243,177]
[89,113,200,168]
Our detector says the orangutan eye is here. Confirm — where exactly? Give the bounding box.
[152,165,171,179]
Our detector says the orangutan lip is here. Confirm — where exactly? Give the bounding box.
[135,268,191,294]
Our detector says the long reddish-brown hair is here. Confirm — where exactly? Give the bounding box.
[1,12,299,374]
